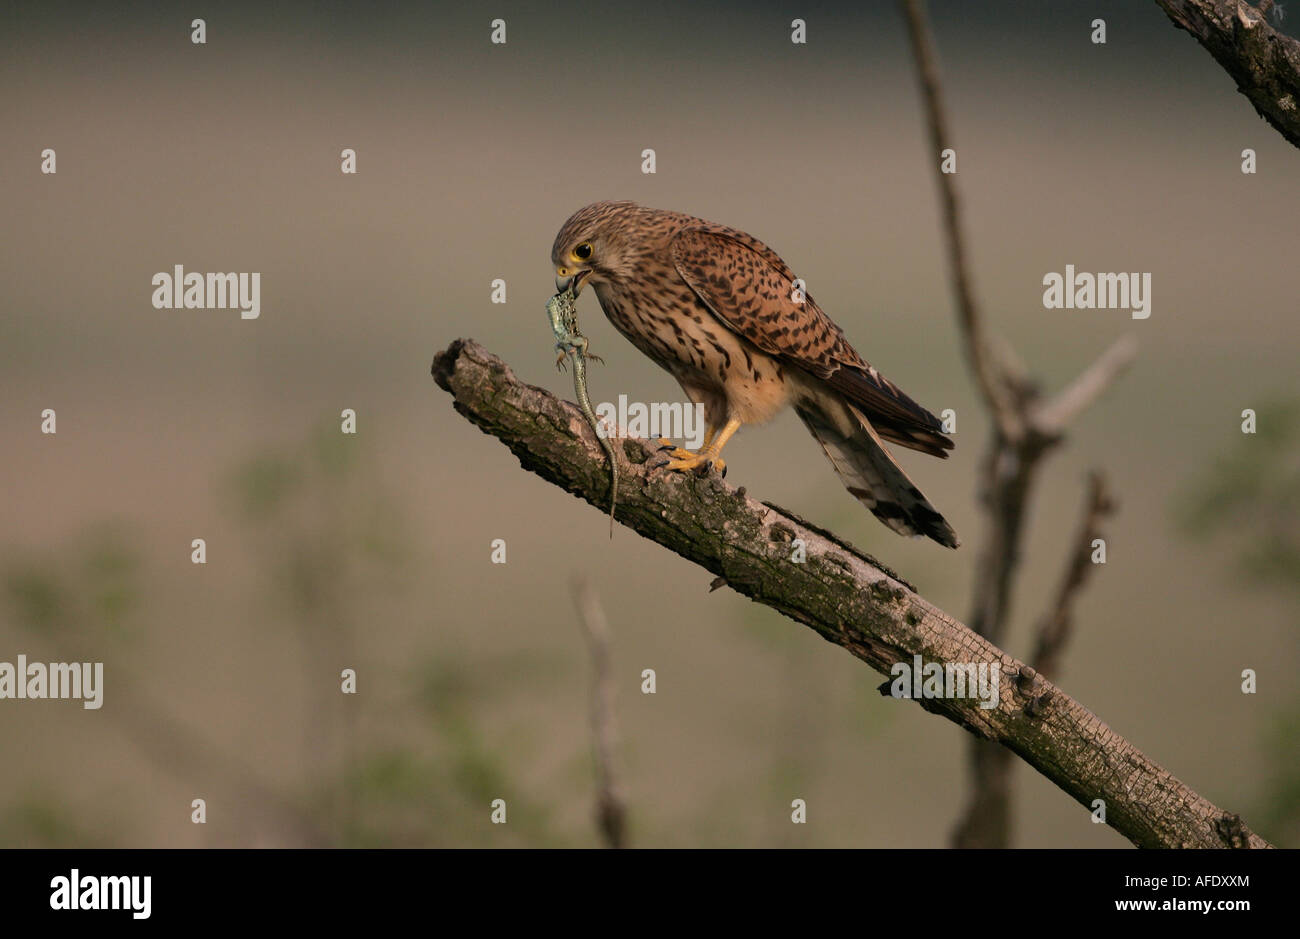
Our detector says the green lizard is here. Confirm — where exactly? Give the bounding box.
[547,286,617,537]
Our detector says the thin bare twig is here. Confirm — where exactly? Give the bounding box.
[1031,472,1118,681]
[1034,336,1140,436]
[899,0,1022,441]
[572,576,628,849]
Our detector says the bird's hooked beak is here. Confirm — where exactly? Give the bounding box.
[555,267,591,295]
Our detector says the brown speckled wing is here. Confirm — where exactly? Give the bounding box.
[670,227,952,454]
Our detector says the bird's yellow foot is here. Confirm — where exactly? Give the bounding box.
[652,441,726,476]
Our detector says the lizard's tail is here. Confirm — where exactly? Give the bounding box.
[602,426,616,539]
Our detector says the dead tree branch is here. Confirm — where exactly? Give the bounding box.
[1156,0,1300,149]
[952,471,1117,848]
[899,0,1021,440]
[901,0,1139,848]
[572,576,628,849]
[1031,472,1117,681]
[432,338,1270,849]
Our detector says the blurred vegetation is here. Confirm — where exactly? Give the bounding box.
[224,423,410,844]
[1,523,144,846]
[6,521,143,645]
[323,649,568,847]
[0,791,112,848]
[1177,399,1300,847]
[1179,401,1300,590]
[0,423,574,847]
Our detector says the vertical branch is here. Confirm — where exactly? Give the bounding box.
[1031,472,1117,681]
[900,0,1136,847]
[899,0,1022,441]
[572,576,628,848]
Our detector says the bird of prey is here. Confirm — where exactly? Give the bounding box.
[551,200,959,548]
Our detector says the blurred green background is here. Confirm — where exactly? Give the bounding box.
[1,0,1297,847]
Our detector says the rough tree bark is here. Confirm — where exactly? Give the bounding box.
[432,339,1272,849]
[1155,0,1300,150]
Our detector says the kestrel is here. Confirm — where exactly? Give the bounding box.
[551,200,959,548]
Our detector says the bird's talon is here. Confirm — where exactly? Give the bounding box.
[692,457,725,478]
[658,445,697,461]
[655,448,724,475]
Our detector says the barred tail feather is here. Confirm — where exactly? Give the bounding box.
[794,397,959,549]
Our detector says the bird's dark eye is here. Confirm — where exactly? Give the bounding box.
[573,242,593,260]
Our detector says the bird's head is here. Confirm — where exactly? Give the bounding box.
[551,200,640,294]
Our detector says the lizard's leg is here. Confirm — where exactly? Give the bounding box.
[654,418,740,475]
